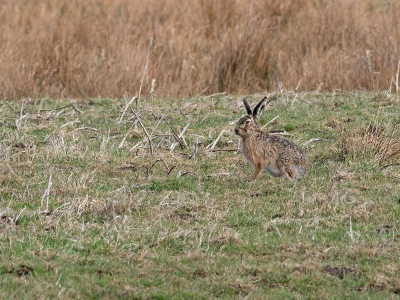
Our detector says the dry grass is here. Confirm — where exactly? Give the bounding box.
[332,114,400,165]
[337,124,400,165]
[1,0,400,99]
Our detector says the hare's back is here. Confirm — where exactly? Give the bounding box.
[263,134,304,153]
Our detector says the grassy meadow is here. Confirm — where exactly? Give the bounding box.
[1,92,400,299]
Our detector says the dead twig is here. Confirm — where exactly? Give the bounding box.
[206,130,225,150]
[119,96,137,123]
[148,159,169,175]
[60,119,81,128]
[4,101,19,114]
[41,169,53,213]
[179,120,191,147]
[70,104,83,114]
[129,108,154,157]
[119,124,133,148]
[164,117,188,150]
[132,146,150,156]
[380,162,400,170]
[145,159,196,178]
[167,165,180,176]
[70,126,101,133]
[14,207,26,224]
[148,114,165,151]
[192,84,211,99]
[181,171,198,178]
[210,148,237,152]
[261,115,279,130]
[41,104,82,115]
[303,138,323,146]
[206,92,227,98]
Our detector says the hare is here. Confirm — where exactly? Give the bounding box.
[235,97,308,181]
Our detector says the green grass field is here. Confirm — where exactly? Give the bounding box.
[1,93,400,299]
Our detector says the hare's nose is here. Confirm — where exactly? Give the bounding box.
[234,128,239,135]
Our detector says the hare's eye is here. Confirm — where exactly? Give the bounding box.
[245,119,251,125]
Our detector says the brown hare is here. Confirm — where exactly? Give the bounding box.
[235,97,308,181]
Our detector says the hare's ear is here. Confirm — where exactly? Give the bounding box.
[253,97,267,116]
[243,98,252,115]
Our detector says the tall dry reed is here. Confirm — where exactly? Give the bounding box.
[1,0,399,99]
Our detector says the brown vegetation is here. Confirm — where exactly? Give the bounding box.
[1,0,399,99]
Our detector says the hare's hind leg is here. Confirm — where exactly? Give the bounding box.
[281,165,295,180]
[280,164,304,180]
[277,154,300,180]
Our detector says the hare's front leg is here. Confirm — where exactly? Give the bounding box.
[251,166,263,181]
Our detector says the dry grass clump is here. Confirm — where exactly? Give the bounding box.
[334,121,400,165]
[1,0,400,99]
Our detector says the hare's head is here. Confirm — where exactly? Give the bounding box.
[234,97,266,137]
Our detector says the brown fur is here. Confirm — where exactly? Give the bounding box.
[235,97,308,180]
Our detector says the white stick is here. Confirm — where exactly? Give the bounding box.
[261,115,279,130]
[206,130,225,150]
[178,120,191,148]
[60,119,81,128]
[41,170,53,212]
[119,96,137,123]
[118,125,132,148]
